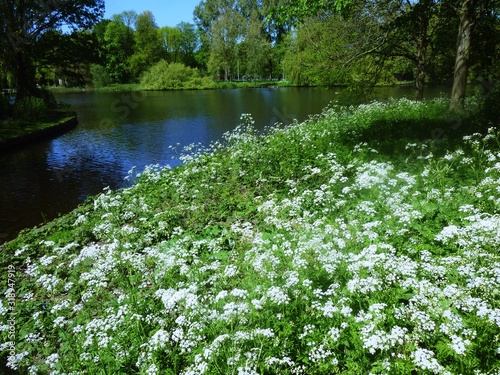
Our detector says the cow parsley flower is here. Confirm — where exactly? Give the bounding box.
[267,286,290,305]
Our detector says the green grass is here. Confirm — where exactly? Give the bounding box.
[49,84,142,93]
[1,96,499,374]
[0,111,76,143]
[213,80,295,89]
[50,80,295,94]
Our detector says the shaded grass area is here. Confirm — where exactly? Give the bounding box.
[0,111,77,151]
[49,84,142,93]
[1,94,500,374]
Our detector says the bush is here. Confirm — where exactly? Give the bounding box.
[481,83,500,126]
[0,93,13,120]
[13,96,48,121]
[90,64,112,88]
[140,60,215,90]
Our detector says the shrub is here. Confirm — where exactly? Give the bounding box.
[0,93,13,120]
[90,64,112,88]
[141,60,215,90]
[13,96,48,121]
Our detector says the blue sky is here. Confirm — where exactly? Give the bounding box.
[104,0,202,27]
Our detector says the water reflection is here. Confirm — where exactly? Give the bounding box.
[1,86,448,244]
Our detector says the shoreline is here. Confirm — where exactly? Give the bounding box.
[0,111,78,153]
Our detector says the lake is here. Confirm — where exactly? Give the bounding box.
[0,86,449,244]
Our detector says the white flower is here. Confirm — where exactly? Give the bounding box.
[73,214,87,226]
[412,348,446,373]
[39,255,57,267]
[266,286,290,305]
[150,329,170,350]
[450,335,470,355]
[45,353,60,369]
[254,328,274,338]
[7,351,29,370]
[53,316,66,328]
[145,363,159,375]
[328,327,341,341]
[231,288,249,299]
[36,274,60,291]
[224,265,239,278]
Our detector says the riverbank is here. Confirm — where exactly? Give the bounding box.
[0,111,77,152]
[1,96,499,374]
[49,80,298,93]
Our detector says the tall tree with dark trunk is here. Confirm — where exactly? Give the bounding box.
[0,0,104,103]
[412,0,434,100]
[449,0,477,111]
[273,0,498,103]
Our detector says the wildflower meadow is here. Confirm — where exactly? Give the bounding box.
[1,95,499,374]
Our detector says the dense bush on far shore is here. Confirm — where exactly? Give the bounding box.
[140,60,216,90]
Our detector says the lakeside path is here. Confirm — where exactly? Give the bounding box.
[0,112,77,152]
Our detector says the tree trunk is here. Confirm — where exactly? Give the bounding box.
[450,0,476,111]
[414,0,432,101]
[414,36,427,100]
[14,49,37,102]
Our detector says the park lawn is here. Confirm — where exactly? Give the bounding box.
[1,96,499,374]
[0,111,77,149]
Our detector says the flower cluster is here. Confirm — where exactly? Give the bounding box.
[1,98,499,374]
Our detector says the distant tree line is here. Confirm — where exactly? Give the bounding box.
[0,0,498,108]
[89,11,203,86]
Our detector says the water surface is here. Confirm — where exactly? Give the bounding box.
[0,86,448,244]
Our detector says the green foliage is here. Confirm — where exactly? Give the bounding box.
[140,60,216,90]
[159,26,183,63]
[89,64,112,88]
[0,0,104,98]
[283,10,386,87]
[0,94,13,120]
[159,23,201,68]
[13,96,48,122]
[132,11,163,76]
[2,97,500,374]
[103,20,134,83]
[207,7,244,80]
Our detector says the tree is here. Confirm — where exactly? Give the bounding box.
[92,18,111,61]
[178,22,201,67]
[449,0,476,110]
[282,6,387,88]
[160,23,201,67]
[130,11,162,78]
[34,29,99,87]
[0,0,104,102]
[274,0,441,98]
[207,7,244,80]
[195,0,287,80]
[112,10,137,58]
[239,14,271,80]
[103,20,133,83]
[160,26,183,63]
[448,0,498,110]
[379,0,440,100]
[275,0,498,104]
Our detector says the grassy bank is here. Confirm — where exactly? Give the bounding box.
[1,97,499,374]
[213,80,295,89]
[49,81,295,93]
[0,111,77,151]
[49,84,142,93]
